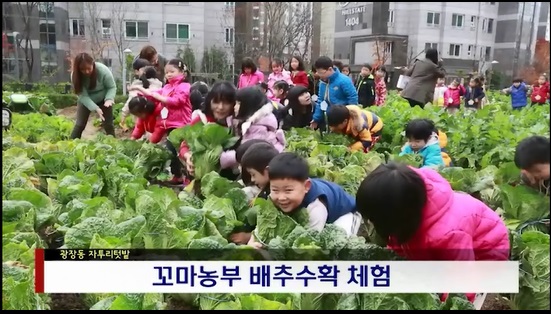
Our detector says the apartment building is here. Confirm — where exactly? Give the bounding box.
[315,2,548,83]
[311,2,336,61]
[67,2,235,78]
[2,2,71,82]
[234,2,313,71]
[546,10,550,41]
[494,2,549,77]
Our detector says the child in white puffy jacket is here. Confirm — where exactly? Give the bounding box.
[120,65,163,132]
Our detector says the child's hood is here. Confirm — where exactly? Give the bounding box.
[147,78,163,90]
[131,79,144,87]
[241,102,278,134]
[191,109,209,124]
[423,132,440,149]
[348,105,368,134]
[409,166,454,227]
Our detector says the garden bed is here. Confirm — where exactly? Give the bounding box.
[481,294,511,310]
[50,294,88,311]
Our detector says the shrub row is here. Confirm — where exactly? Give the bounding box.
[3,91,127,110]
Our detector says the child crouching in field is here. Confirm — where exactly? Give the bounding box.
[120,62,163,132]
[356,162,510,303]
[235,139,271,190]
[230,142,281,245]
[248,152,363,248]
[129,96,167,144]
[326,105,383,153]
[219,87,286,172]
[400,119,449,168]
[514,136,550,195]
[240,142,281,202]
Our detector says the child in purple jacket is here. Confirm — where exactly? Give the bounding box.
[220,87,286,170]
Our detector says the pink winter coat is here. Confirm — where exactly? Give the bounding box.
[388,167,510,303]
[443,85,466,107]
[238,70,265,89]
[220,102,286,169]
[144,74,192,128]
[388,167,510,261]
[267,70,293,100]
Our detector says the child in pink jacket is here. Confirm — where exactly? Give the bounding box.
[266,58,293,100]
[356,163,510,303]
[129,58,192,184]
[443,79,465,114]
[238,57,264,89]
[374,67,387,106]
[220,86,286,170]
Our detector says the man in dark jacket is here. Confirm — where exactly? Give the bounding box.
[355,64,376,107]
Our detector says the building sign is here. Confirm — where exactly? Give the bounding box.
[340,2,366,27]
[335,2,369,32]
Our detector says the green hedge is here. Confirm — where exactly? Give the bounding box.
[42,94,127,109]
[2,91,127,110]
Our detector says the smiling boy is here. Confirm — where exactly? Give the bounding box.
[248,152,362,248]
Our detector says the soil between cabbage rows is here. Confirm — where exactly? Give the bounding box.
[57,106,131,140]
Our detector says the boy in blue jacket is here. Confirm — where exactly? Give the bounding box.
[310,56,358,130]
[248,152,362,248]
[502,78,529,110]
[400,119,445,168]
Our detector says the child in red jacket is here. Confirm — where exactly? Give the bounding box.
[374,67,387,106]
[530,75,550,106]
[129,96,183,185]
[129,96,167,144]
[289,55,309,88]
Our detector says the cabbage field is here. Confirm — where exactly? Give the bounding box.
[2,92,549,310]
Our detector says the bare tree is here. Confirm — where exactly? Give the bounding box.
[262,2,314,63]
[81,2,111,60]
[286,2,315,63]
[13,2,39,81]
[110,3,137,77]
[217,3,245,76]
[371,37,392,70]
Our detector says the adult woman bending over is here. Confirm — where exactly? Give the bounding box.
[70,52,117,139]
